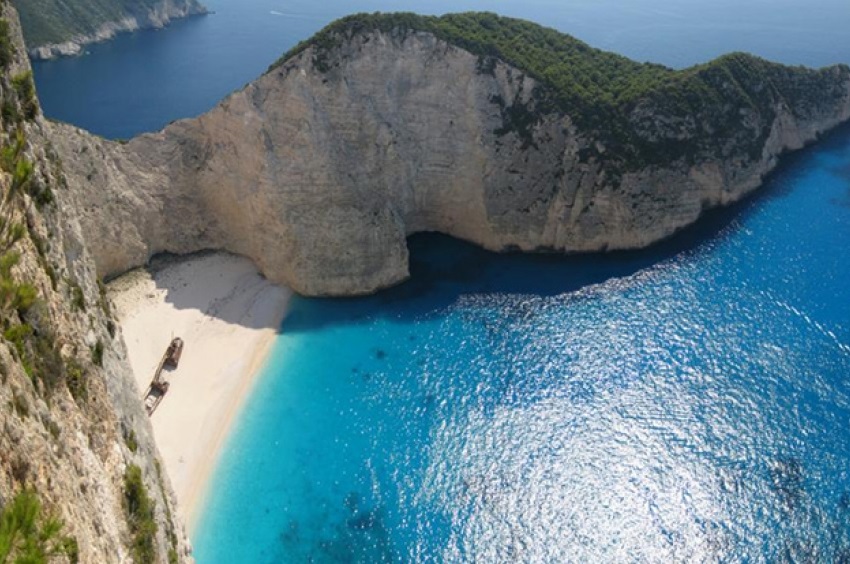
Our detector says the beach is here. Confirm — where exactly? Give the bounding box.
[108,252,291,529]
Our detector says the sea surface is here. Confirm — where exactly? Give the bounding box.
[29,0,850,561]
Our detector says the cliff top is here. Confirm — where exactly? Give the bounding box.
[273,12,850,168]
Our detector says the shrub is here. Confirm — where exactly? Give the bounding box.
[30,329,64,391]
[0,20,14,69]
[0,490,76,563]
[0,130,25,174]
[66,361,86,402]
[60,536,79,564]
[10,157,33,201]
[0,250,19,277]
[70,282,85,311]
[0,251,39,321]
[3,323,65,392]
[125,429,138,454]
[29,178,54,209]
[45,418,61,441]
[124,465,158,564]
[29,230,47,258]
[3,323,33,358]
[91,339,103,367]
[11,72,38,121]
[12,282,37,314]
[6,223,24,246]
[43,264,57,291]
[1,96,19,124]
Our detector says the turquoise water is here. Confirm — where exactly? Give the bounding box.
[32,0,850,139]
[194,125,850,561]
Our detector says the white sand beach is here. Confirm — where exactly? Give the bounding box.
[108,252,291,530]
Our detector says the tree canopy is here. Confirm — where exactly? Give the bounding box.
[272,12,850,168]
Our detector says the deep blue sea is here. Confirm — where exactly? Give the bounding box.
[30,0,850,561]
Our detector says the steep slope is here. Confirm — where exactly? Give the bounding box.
[14,0,206,59]
[0,2,190,562]
[53,13,850,296]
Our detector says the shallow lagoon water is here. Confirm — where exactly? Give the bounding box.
[195,125,850,561]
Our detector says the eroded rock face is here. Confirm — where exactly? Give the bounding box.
[54,29,850,296]
[0,5,191,562]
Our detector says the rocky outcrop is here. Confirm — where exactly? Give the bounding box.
[20,0,207,60]
[0,3,191,562]
[53,23,850,296]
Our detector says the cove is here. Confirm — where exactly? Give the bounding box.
[195,124,850,561]
[27,0,850,560]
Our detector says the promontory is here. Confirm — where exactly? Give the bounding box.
[50,13,850,295]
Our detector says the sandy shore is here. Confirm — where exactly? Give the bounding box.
[108,252,291,530]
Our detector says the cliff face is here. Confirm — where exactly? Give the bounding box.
[0,3,189,562]
[15,0,206,60]
[52,21,850,296]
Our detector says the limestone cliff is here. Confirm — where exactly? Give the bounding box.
[52,13,850,296]
[0,2,190,562]
[15,0,207,60]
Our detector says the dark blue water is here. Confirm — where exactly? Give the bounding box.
[33,0,850,139]
[194,126,850,561]
[29,0,850,561]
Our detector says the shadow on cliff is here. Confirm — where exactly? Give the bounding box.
[281,120,850,334]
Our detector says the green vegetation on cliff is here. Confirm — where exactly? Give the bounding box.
[275,12,850,169]
[0,6,74,401]
[0,122,71,398]
[123,465,157,564]
[0,6,181,562]
[0,490,78,563]
[13,0,206,49]
[277,12,673,113]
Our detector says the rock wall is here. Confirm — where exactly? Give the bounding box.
[24,0,206,60]
[53,29,850,296]
[0,3,191,562]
